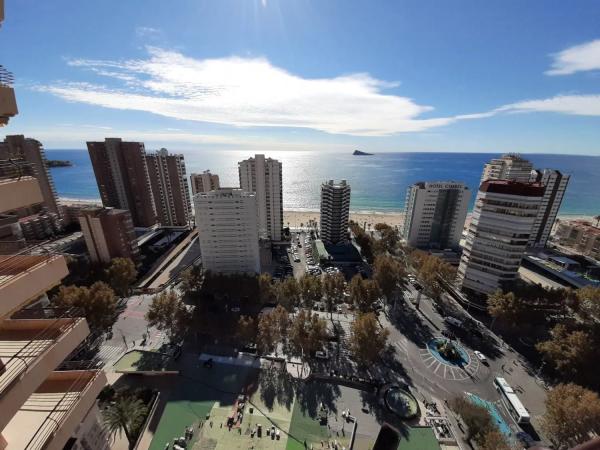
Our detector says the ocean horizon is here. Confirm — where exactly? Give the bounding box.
[47,150,600,216]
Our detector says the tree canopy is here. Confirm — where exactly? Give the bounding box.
[349,275,381,312]
[349,313,388,365]
[289,309,327,357]
[105,257,137,297]
[145,290,192,342]
[275,276,301,310]
[179,264,203,298]
[53,281,118,331]
[299,274,323,308]
[536,324,593,381]
[450,396,507,446]
[541,383,600,448]
[373,254,405,300]
[322,272,346,315]
[102,393,148,447]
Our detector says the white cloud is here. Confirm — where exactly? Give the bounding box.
[546,39,600,75]
[135,27,162,38]
[37,47,488,136]
[501,94,600,116]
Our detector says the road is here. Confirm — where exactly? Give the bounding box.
[96,294,168,368]
[384,282,548,443]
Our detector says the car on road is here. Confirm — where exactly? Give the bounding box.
[444,317,463,328]
[474,350,487,364]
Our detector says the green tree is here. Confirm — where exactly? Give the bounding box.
[378,227,400,255]
[349,275,380,312]
[373,254,405,301]
[102,394,148,449]
[322,272,346,317]
[349,313,389,366]
[414,253,455,300]
[179,265,203,297]
[541,383,600,448]
[236,315,257,345]
[258,273,277,304]
[487,290,528,324]
[145,290,192,341]
[299,274,322,308]
[53,282,118,331]
[289,309,327,357]
[450,396,496,444]
[105,257,137,297]
[275,276,301,310]
[536,324,592,378]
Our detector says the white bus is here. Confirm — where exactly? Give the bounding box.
[493,377,530,424]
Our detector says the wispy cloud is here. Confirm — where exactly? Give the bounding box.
[36,47,488,136]
[500,94,600,116]
[546,39,600,75]
[135,26,162,38]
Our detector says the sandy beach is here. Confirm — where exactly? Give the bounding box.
[284,210,405,230]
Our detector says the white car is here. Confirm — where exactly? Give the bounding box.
[474,351,487,363]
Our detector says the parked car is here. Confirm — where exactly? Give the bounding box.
[315,350,329,360]
[444,317,463,328]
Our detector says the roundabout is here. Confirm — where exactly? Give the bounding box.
[419,337,480,381]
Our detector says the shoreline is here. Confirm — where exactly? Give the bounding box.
[57,197,595,228]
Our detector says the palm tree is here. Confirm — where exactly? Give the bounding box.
[103,395,148,449]
[595,215,600,227]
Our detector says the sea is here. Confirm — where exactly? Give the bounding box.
[46,150,600,216]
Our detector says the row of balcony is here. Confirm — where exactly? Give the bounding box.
[0,66,18,126]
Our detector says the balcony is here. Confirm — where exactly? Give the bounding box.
[0,308,90,431]
[0,66,18,126]
[0,253,69,316]
[0,160,43,213]
[2,368,106,450]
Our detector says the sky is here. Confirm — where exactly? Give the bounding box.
[2,0,600,154]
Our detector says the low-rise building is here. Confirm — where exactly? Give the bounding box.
[555,220,600,261]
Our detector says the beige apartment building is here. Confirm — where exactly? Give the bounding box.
[79,207,140,264]
[0,157,107,449]
[555,220,600,261]
[190,170,220,195]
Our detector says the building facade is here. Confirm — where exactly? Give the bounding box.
[457,180,544,295]
[403,181,470,250]
[555,220,600,261]
[480,154,533,183]
[146,148,192,227]
[528,169,570,248]
[190,170,220,195]
[238,154,283,241]
[87,138,157,228]
[194,188,260,274]
[78,207,139,264]
[320,180,351,245]
[0,135,60,215]
[0,152,106,449]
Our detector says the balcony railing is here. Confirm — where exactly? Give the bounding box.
[0,307,85,397]
[0,158,36,180]
[0,65,14,87]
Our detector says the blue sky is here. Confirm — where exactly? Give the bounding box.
[2,0,600,153]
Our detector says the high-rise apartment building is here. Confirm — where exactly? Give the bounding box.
[190,170,220,195]
[79,207,139,264]
[146,148,192,227]
[457,180,544,295]
[0,153,106,450]
[0,135,60,215]
[87,138,157,228]
[403,181,470,250]
[238,154,283,241]
[194,188,260,274]
[480,153,533,183]
[528,169,570,248]
[320,180,351,245]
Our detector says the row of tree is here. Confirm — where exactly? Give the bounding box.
[348,221,401,263]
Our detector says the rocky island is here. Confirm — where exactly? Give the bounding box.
[353,150,373,156]
[47,160,73,167]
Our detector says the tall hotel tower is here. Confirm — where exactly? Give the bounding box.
[403,181,470,250]
[87,138,157,227]
[238,154,283,241]
[320,180,351,245]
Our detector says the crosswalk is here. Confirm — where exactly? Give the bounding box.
[96,345,126,365]
[419,348,479,381]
